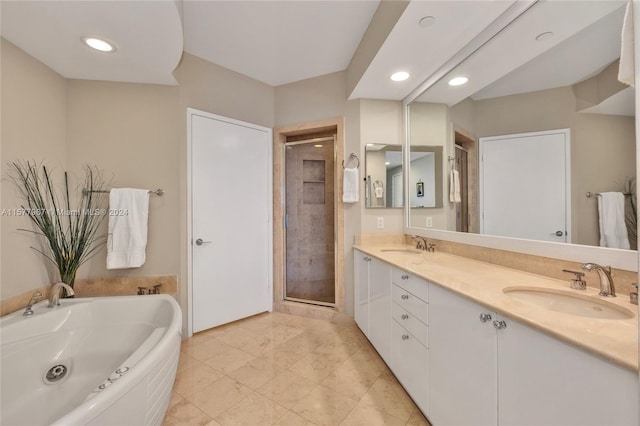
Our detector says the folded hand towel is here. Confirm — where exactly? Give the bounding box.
[107,188,150,269]
[450,169,461,203]
[619,0,635,87]
[598,192,630,249]
[343,167,359,203]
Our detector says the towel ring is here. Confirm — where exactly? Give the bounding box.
[342,153,360,169]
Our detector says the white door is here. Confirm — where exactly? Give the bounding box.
[190,110,272,333]
[480,129,570,243]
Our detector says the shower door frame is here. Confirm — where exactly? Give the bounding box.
[273,117,346,318]
[283,136,337,307]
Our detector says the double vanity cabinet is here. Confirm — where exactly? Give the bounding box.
[354,248,639,426]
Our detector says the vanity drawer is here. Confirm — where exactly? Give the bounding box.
[391,267,429,302]
[392,302,428,347]
[392,284,428,325]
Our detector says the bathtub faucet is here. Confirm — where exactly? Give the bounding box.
[48,282,75,308]
[23,291,43,316]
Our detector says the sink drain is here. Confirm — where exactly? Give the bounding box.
[44,364,69,384]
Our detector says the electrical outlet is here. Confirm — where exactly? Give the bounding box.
[426,217,433,228]
[377,217,384,229]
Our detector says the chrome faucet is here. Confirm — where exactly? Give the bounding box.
[48,283,75,308]
[23,291,43,316]
[581,263,616,297]
[414,236,427,251]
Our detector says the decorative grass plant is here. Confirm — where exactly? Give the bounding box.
[8,161,108,295]
[623,176,637,246]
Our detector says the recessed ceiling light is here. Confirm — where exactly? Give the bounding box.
[390,71,410,82]
[535,31,554,42]
[82,37,117,53]
[419,16,436,27]
[448,76,469,86]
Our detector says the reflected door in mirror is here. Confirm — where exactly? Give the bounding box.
[480,129,569,243]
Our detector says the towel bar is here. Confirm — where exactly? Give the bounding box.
[82,189,164,196]
[342,153,360,169]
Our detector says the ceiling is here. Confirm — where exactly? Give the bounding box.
[0,0,632,103]
[182,0,379,86]
[415,0,628,105]
[0,0,184,85]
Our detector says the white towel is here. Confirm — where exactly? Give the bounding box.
[619,0,635,87]
[343,167,359,203]
[374,186,384,198]
[598,192,630,249]
[107,188,150,269]
[449,169,461,203]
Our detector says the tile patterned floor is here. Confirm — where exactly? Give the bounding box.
[163,311,431,426]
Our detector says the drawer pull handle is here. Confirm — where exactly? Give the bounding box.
[479,313,492,323]
[401,274,409,280]
[401,294,409,300]
[401,314,409,320]
[401,335,409,340]
[493,320,508,330]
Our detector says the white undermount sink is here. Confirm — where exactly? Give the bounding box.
[380,248,422,254]
[503,286,635,320]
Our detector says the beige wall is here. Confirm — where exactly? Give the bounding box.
[65,80,181,281]
[1,38,67,298]
[275,71,347,127]
[360,99,404,233]
[574,113,636,246]
[409,102,450,229]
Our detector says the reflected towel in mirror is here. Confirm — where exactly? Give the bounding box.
[598,192,630,249]
[449,169,461,203]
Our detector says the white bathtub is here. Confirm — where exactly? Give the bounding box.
[0,295,182,426]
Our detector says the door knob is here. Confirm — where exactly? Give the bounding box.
[195,238,212,246]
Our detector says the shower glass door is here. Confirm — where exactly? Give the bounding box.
[284,138,336,306]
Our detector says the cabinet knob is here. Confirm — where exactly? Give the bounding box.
[401,314,409,320]
[401,334,409,340]
[363,256,371,262]
[493,320,508,330]
[401,294,409,300]
[479,313,492,323]
[401,274,409,280]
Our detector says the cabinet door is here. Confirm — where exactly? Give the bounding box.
[498,317,640,426]
[392,320,429,413]
[368,257,392,362]
[353,250,370,336]
[429,284,498,426]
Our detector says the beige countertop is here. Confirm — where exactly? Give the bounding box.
[354,243,639,372]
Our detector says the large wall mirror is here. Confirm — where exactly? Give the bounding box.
[405,0,637,269]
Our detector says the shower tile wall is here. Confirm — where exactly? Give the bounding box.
[285,143,335,304]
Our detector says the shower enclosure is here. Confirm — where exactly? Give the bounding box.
[284,137,336,306]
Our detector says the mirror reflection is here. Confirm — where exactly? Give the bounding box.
[409,146,443,209]
[407,1,636,250]
[365,144,403,208]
